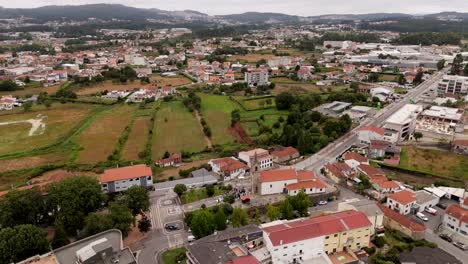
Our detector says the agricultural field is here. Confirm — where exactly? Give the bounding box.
[152,100,207,159]
[0,152,66,174]
[199,94,240,145]
[0,84,61,97]
[76,104,135,164]
[228,53,275,63]
[121,116,151,161]
[0,103,93,156]
[150,75,192,87]
[272,83,349,95]
[378,73,399,82]
[233,96,276,110]
[398,146,468,182]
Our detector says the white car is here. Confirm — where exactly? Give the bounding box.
[424,207,437,215]
[188,235,196,243]
[416,212,429,222]
[318,201,328,206]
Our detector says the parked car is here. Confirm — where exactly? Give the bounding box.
[424,207,438,215]
[453,241,468,251]
[436,203,448,209]
[188,235,196,243]
[416,212,429,222]
[318,201,328,205]
[165,224,179,231]
[439,234,453,243]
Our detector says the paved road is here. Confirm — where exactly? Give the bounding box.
[292,70,446,174]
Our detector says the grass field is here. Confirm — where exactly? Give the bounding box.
[152,100,207,159]
[199,94,241,145]
[0,84,61,97]
[181,186,224,204]
[272,82,349,95]
[0,104,93,156]
[379,73,399,82]
[161,247,187,264]
[76,105,135,164]
[0,153,66,174]
[234,96,276,110]
[398,146,468,181]
[122,116,151,161]
[150,75,192,87]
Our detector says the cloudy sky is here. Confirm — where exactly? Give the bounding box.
[0,0,467,16]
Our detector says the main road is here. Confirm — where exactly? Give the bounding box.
[292,70,446,173]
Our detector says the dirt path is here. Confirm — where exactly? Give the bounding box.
[194,110,213,148]
[0,114,46,136]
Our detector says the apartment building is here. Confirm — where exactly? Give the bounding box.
[99,164,154,193]
[245,69,269,86]
[437,75,468,97]
[383,104,423,142]
[261,210,372,264]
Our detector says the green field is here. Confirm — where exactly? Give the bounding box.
[161,247,187,264]
[399,146,468,181]
[122,116,151,161]
[76,105,135,164]
[199,94,241,145]
[0,104,93,156]
[181,186,224,204]
[233,96,276,110]
[152,100,207,159]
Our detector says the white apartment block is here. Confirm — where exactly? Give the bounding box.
[245,70,269,86]
[438,75,468,97]
[238,148,273,171]
[383,104,423,142]
[99,164,154,193]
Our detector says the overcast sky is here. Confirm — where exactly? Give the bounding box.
[0,0,467,16]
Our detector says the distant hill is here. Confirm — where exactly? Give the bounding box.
[309,13,413,21]
[218,12,300,23]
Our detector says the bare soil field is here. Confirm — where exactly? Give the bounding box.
[122,116,151,161]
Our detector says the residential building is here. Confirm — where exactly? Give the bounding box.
[383,104,423,142]
[343,152,368,169]
[377,204,426,240]
[386,190,416,215]
[437,75,468,97]
[443,204,468,243]
[238,148,273,171]
[413,190,440,213]
[209,157,249,180]
[19,229,137,264]
[323,162,357,183]
[369,176,401,195]
[0,95,19,110]
[261,210,372,264]
[451,139,468,155]
[259,169,327,196]
[368,140,401,159]
[186,225,264,264]
[99,164,154,193]
[245,69,269,86]
[155,153,182,167]
[356,164,386,178]
[355,126,385,145]
[270,146,300,163]
[338,199,384,235]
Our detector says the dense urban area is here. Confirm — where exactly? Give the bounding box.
[0,3,467,264]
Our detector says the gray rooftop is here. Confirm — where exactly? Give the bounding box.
[398,247,461,264]
[154,174,218,190]
[349,199,383,217]
[415,191,438,205]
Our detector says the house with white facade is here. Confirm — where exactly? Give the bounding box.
[238,148,273,172]
[259,169,326,196]
[245,69,269,86]
[386,190,416,215]
[443,200,468,243]
[99,164,154,193]
[343,152,368,169]
[209,157,249,180]
[0,95,18,110]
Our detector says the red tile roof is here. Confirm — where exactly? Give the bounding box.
[388,190,416,205]
[100,164,152,183]
[270,146,299,158]
[212,157,248,173]
[225,256,260,264]
[370,140,391,150]
[446,204,468,224]
[262,210,372,246]
[357,164,385,177]
[286,179,327,191]
[377,204,426,232]
[343,152,368,163]
[259,169,297,182]
[452,140,468,147]
[325,162,355,179]
[357,126,385,135]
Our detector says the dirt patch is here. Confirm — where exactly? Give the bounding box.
[0,154,66,173]
[156,159,210,180]
[230,122,255,145]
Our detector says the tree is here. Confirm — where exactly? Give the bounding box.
[350,82,359,91]
[437,59,445,71]
[0,187,45,228]
[397,75,406,85]
[83,213,114,237]
[275,92,296,110]
[174,184,187,196]
[0,225,49,264]
[413,70,424,85]
[51,224,69,249]
[231,109,241,126]
[413,132,423,141]
[47,176,104,235]
[464,64,468,76]
[0,79,19,91]
[138,215,152,233]
[231,207,249,227]
[23,101,33,112]
[266,205,280,221]
[280,199,294,220]
[206,184,215,197]
[190,210,215,239]
[213,208,227,231]
[121,186,150,215]
[109,202,134,237]
[289,191,311,217]
[451,54,463,75]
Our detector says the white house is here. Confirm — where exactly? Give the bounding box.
[355,126,385,145]
[259,169,326,196]
[99,164,154,193]
[343,152,368,169]
[208,157,248,180]
[238,148,273,172]
[386,190,416,215]
[443,202,468,243]
[413,190,440,213]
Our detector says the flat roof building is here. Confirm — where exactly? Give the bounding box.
[383,104,423,142]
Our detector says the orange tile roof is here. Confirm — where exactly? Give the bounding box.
[270,146,299,158]
[343,152,368,163]
[452,140,468,147]
[357,164,385,177]
[259,169,297,182]
[388,190,416,205]
[100,164,152,183]
[378,204,426,232]
[286,179,327,190]
[212,157,248,173]
[357,126,385,135]
[446,204,468,224]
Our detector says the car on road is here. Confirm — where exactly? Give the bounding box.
[424,207,438,215]
[188,235,196,243]
[439,234,453,243]
[453,241,468,251]
[165,224,179,231]
[436,203,448,209]
[416,212,429,222]
[318,201,328,205]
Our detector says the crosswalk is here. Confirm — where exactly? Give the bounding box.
[149,203,161,230]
